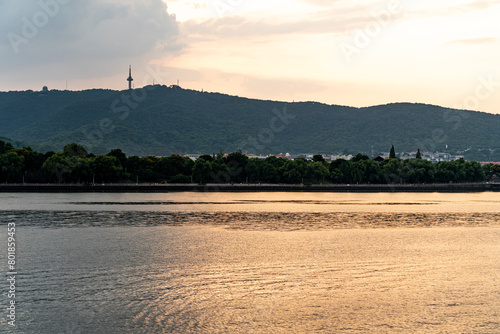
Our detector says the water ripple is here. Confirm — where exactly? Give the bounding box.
[2,210,499,231]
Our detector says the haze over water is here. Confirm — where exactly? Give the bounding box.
[1,192,499,333]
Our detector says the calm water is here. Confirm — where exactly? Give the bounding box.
[0,192,499,333]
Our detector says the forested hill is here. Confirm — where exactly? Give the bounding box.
[1,86,499,156]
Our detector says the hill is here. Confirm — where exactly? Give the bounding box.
[0,135,30,149]
[1,86,499,156]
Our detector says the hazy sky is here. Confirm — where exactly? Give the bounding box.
[1,0,499,114]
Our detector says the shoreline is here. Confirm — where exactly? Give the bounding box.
[0,183,499,193]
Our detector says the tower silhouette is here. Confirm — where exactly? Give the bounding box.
[127,65,133,90]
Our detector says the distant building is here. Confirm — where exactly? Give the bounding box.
[275,153,294,160]
[246,154,268,159]
[329,154,353,161]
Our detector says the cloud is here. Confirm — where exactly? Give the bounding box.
[186,2,207,10]
[297,0,363,7]
[0,0,180,81]
[240,76,333,101]
[181,2,400,39]
[160,64,342,103]
[446,37,500,45]
[459,0,500,11]
[406,0,500,19]
[178,0,498,41]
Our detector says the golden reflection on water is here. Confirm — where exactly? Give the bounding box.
[2,192,500,333]
[174,191,500,213]
[128,226,500,333]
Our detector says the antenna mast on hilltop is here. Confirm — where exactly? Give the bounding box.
[127,65,134,90]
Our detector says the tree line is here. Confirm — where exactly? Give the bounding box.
[0,140,497,185]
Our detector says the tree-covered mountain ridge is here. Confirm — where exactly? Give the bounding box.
[1,85,499,157]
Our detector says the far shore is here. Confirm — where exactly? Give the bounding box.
[0,183,499,193]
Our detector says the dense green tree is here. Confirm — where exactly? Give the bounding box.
[126,156,141,181]
[11,148,44,175]
[351,153,370,162]
[245,159,260,182]
[210,158,231,183]
[329,159,349,183]
[156,155,193,181]
[382,158,403,183]
[283,166,302,184]
[483,163,500,181]
[138,156,160,182]
[463,160,485,182]
[264,156,287,169]
[42,154,69,183]
[63,143,88,157]
[433,159,484,183]
[261,163,279,183]
[72,157,93,183]
[215,150,225,160]
[107,149,127,169]
[170,174,191,183]
[21,149,47,182]
[358,159,383,183]
[306,161,330,183]
[435,161,456,183]
[389,145,396,159]
[280,159,306,184]
[44,151,56,158]
[93,155,122,183]
[452,159,467,182]
[155,157,170,181]
[490,163,500,173]
[312,154,326,163]
[404,158,434,183]
[348,161,366,184]
[330,158,347,170]
[0,152,24,182]
[329,168,343,183]
[42,154,92,183]
[225,151,248,182]
[198,154,213,162]
[0,137,491,185]
[183,157,195,177]
[337,160,354,183]
[0,140,14,155]
[192,158,212,184]
[438,158,483,183]
[482,163,494,180]
[292,157,308,175]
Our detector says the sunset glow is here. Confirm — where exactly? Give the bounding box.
[1,0,499,113]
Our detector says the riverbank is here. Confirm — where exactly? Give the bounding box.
[1,183,499,193]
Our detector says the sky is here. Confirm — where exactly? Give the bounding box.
[1,0,499,114]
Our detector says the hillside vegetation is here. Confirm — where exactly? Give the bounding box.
[1,86,499,157]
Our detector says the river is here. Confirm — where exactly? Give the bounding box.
[1,192,499,333]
